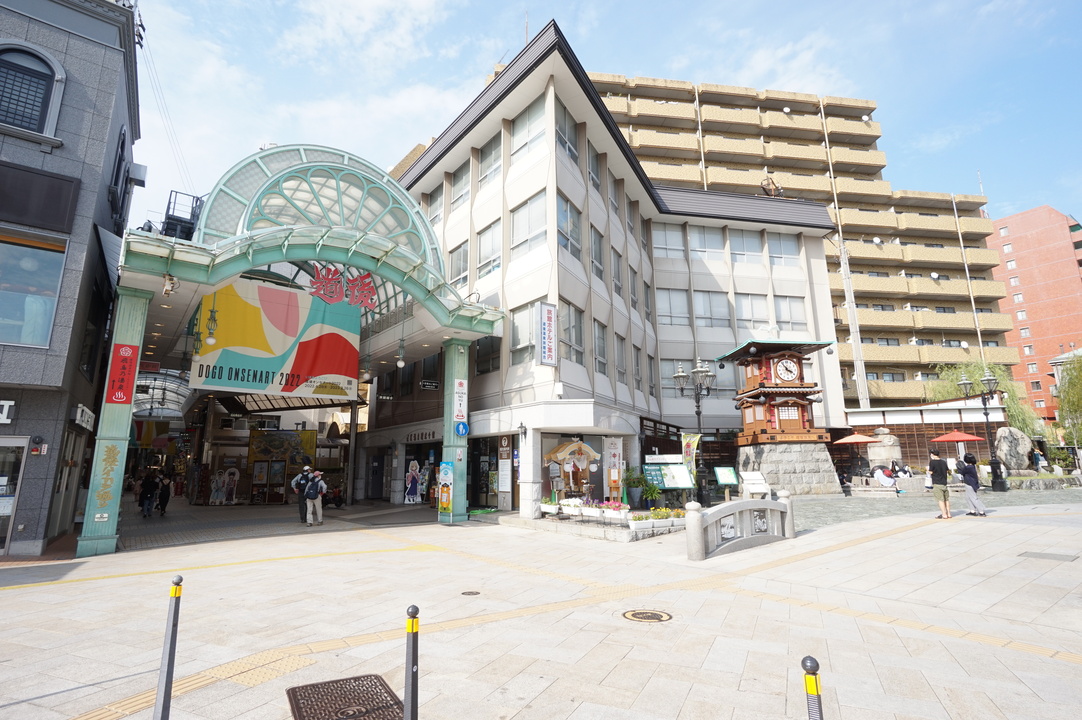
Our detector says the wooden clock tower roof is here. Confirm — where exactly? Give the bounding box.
[716,339,833,365]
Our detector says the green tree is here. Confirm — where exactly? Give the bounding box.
[1054,355,1082,445]
[926,361,1042,436]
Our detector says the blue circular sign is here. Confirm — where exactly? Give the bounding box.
[455,421,469,437]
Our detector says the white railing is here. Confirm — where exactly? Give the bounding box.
[685,490,795,560]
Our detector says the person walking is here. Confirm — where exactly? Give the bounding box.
[139,473,159,518]
[290,466,315,524]
[304,470,327,526]
[928,449,951,519]
[158,474,173,516]
[960,452,988,517]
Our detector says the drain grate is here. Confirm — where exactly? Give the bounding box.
[623,609,672,623]
[1019,552,1078,563]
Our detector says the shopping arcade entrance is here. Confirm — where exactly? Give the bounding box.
[76,145,503,557]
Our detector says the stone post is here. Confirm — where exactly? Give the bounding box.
[778,489,795,539]
[685,501,705,561]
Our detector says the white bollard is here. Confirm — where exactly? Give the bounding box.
[777,490,796,539]
[685,501,705,561]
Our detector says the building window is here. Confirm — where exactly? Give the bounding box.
[868,271,889,278]
[861,337,875,344]
[883,372,905,382]
[626,195,635,238]
[648,354,657,397]
[935,306,956,314]
[1031,380,1043,391]
[448,241,468,289]
[767,232,800,266]
[398,362,415,396]
[511,190,546,259]
[478,133,502,189]
[629,268,638,310]
[919,372,940,381]
[555,97,579,162]
[914,338,934,346]
[477,220,501,279]
[1023,345,1034,355]
[422,354,439,382]
[689,225,724,259]
[594,321,607,375]
[866,372,879,380]
[475,336,500,375]
[872,304,895,312]
[877,338,900,346]
[660,359,694,398]
[1009,276,1020,286]
[1035,399,1046,408]
[608,171,620,214]
[653,223,685,258]
[590,227,604,280]
[633,345,643,391]
[975,307,991,313]
[1005,259,1016,270]
[0,239,63,346]
[1027,363,1038,373]
[641,218,649,253]
[1003,242,1013,253]
[510,304,534,365]
[0,47,61,135]
[557,194,582,259]
[558,300,584,365]
[999,226,1009,236]
[587,142,601,191]
[1013,293,1024,303]
[511,94,545,162]
[735,293,768,328]
[1016,309,1027,320]
[693,290,729,327]
[644,282,653,321]
[1020,327,1031,338]
[942,339,963,348]
[426,183,443,225]
[615,334,627,384]
[775,296,807,331]
[450,161,470,210]
[611,248,623,298]
[729,228,762,264]
[657,288,689,325]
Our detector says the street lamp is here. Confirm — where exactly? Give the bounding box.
[958,370,1007,492]
[674,358,716,506]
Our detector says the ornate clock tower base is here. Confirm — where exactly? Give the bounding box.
[737,443,840,495]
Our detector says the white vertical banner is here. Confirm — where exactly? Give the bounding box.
[539,302,557,367]
[453,378,468,422]
[604,436,623,492]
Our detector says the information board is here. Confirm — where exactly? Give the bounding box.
[643,464,696,489]
[714,467,739,486]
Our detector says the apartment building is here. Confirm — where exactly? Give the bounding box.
[586,74,1015,408]
[987,207,1082,423]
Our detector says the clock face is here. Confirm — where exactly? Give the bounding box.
[776,359,799,382]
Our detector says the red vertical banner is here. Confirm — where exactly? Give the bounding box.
[105,343,139,404]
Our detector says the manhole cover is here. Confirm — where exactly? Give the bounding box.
[623,610,672,623]
[462,591,480,595]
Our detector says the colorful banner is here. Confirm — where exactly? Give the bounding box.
[539,302,557,366]
[105,344,139,403]
[438,461,454,513]
[681,433,701,477]
[247,429,317,477]
[189,275,365,399]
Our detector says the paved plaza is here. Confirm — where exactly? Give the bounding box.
[1,488,1080,719]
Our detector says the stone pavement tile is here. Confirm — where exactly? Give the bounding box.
[987,688,1078,720]
[600,657,660,694]
[930,684,1008,719]
[567,701,657,719]
[483,671,556,709]
[1012,668,1082,706]
[701,636,747,674]
[736,650,787,696]
[473,651,539,686]
[628,674,691,719]
[550,676,640,710]
[677,697,734,719]
[692,681,787,716]
[857,621,907,649]
[837,683,951,719]
[873,663,941,702]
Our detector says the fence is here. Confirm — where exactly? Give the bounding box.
[685,490,795,560]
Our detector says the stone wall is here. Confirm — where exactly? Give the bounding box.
[738,442,840,495]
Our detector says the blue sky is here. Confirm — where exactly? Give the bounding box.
[129,0,1081,227]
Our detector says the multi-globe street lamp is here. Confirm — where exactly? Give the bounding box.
[958,370,1008,492]
[673,359,716,507]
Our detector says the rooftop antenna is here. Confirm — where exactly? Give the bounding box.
[525,10,529,45]
[977,170,984,196]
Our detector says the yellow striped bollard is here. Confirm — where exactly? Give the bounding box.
[802,655,823,720]
[153,575,183,720]
[404,605,419,720]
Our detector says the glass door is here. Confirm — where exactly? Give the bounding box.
[0,438,28,553]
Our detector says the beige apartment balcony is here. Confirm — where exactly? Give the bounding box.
[967,279,1007,300]
[910,311,982,331]
[629,128,701,158]
[899,244,1001,269]
[829,146,887,174]
[964,247,1001,269]
[837,207,899,233]
[977,313,1014,332]
[702,135,765,162]
[825,116,881,145]
[836,344,922,363]
[834,307,914,329]
[906,277,1006,300]
[764,141,827,167]
[699,105,762,133]
[602,95,629,117]
[639,160,702,186]
[843,241,903,264]
[697,83,760,106]
[866,380,932,401]
[761,110,823,140]
[958,216,994,239]
[897,212,957,236]
[629,98,698,128]
[833,308,1014,334]
[982,346,1021,364]
[829,274,909,297]
[704,166,761,192]
[833,177,893,202]
[768,171,833,196]
[626,76,696,100]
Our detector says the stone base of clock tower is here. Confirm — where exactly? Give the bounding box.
[737,442,840,495]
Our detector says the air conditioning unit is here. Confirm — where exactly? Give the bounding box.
[915,372,923,381]
[903,303,911,310]
[908,337,917,345]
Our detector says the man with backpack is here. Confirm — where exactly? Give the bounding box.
[290,466,315,523]
[303,470,327,527]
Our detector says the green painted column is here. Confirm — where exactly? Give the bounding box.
[439,338,471,523]
[76,287,152,557]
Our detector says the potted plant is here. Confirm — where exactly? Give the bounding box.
[624,467,647,508]
[581,499,603,519]
[650,506,673,528]
[602,500,629,522]
[561,497,582,517]
[628,513,652,531]
[641,481,662,510]
[539,500,560,515]
[670,507,686,528]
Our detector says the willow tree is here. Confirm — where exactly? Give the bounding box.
[926,361,1042,437]
[1055,355,1082,445]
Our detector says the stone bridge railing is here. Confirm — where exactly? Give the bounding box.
[685,490,795,561]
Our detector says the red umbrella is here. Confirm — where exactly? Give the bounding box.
[930,431,984,442]
[834,433,880,444]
